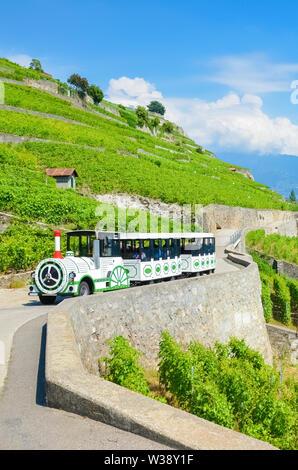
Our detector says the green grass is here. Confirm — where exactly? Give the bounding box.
[0,57,56,82]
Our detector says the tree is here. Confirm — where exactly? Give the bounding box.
[149,117,160,135]
[67,74,89,98]
[29,59,43,72]
[88,85,104,105]
[136,106,149,127]
[147,100,166,116]
[161,121,174,133]
[289,189,296,202]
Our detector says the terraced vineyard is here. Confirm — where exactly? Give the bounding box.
[246,230,298,265]
[0,57,297,273]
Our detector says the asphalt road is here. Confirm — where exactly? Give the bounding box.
[0,313,171,450]
[0,249,239,449]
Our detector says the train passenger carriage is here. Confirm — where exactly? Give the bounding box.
[29,230,216,304]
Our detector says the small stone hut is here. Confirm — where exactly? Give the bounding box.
[46,168,78,189]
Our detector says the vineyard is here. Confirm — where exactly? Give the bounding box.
[249,251,298,326]
[101,333,298,450]
[1,79,297,211]
[0,58,297,274]
[246,230,298,265]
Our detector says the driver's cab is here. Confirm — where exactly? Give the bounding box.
[66,230,96,257]
[66,231,122,277]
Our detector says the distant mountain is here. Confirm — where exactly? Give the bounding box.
[218,152,298,199]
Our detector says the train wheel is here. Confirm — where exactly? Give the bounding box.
[78,281,91,296]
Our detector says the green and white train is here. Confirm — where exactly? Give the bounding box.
[29,230,216,304]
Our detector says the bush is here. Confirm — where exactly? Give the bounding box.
[0,223,65,273]
[273,276,291,325]
[100,336,150,396]
[260,273,273,322]
[136,106,149,127]
[285,277,298,312]
[88,85,104,105]
[158,333,297,449]
[161,121,174,133]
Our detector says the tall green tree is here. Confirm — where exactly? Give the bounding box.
[67,74,89,98]
[29,59,43,72]
[147,100,166,115]
[88,85,104,105]
[136,106,149,127]
[289,189,296,202]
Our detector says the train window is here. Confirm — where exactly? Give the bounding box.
[68,235,80,257]
[143,240,152,261]
[153,239,162,260]
[121,240,132,259]
[67,234,95,257]
[161,239,168,260]
[203,238,215,255]
[174,239,181,257]
[168,239,178,259]
[121,239,151,261]
[181,238,204,255]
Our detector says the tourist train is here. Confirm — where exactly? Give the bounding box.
[29,230,216,304]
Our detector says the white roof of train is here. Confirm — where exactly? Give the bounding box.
[96,232,214,240]
[66,230,215,240]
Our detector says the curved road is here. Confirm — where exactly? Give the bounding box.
[0,313,171,450]
[0,248,239,449]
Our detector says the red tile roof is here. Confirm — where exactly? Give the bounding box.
[46,168,78,177]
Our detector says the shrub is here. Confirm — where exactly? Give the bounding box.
[273,276,291,324]
[136,106,149,127]
[100,336,150,396]
[161,121,174,133]
[260,273,273,322]
[246,230,298,265]
[158,333,297,449]
[285,277,298,312]
[88,85,104,105]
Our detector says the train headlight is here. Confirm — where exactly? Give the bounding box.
[69,272,76,282]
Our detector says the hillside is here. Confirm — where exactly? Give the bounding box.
[0,57,297,273]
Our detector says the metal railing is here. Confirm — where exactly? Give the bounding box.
[229,229,242,247]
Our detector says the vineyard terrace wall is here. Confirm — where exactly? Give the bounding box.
[66,254,273,375]
[202,204,298,237]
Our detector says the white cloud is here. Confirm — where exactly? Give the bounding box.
[106,77,163,108]
[106,76,298,156]
[7,54,32,68]
[207,53,298,94]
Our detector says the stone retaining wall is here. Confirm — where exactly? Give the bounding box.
[68,252,272,376]
[247,249,298,280]
[266,324,298,363]
[23,78,59,94]
[202,204,297,236]
[0,271,31,288]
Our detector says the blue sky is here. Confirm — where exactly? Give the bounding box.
[1,0,298,194]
